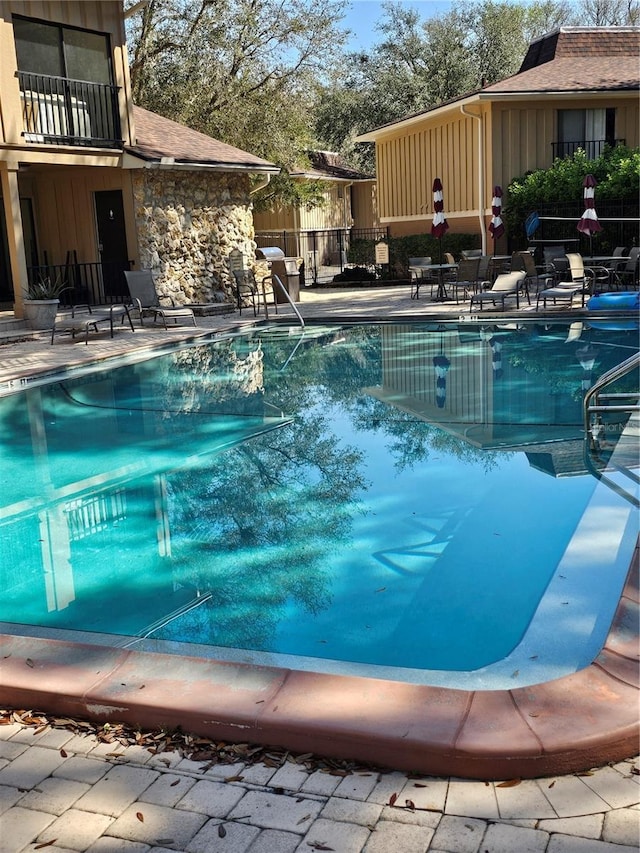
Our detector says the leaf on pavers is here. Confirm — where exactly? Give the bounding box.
[497,779,521,788]
[224,774,244,783]
[328,768,350,777]
[631,767,640,776]
[307,843,335,851]
[156,840,174,846]
[106,752,125,759]
[389,792,398,806]
[576,770,595,776]
[60,748,67,758]
[170,779,180,787]
[548,781,556,788]
[33,724,48,735]
[413,783,427,788]
[26,658,34,667]
[297,814,312,825]
[34,840,57,849]
[218,824,227,838]
[405,799,416,810]
[136,812,144,822]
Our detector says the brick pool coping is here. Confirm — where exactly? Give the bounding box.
[0,543,636,781]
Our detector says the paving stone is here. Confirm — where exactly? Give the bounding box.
[185,817,261,852]
[495,778,557,819]
[0,805,55,853]
[366,771,410,805]
[105,802,207,847]
[300,768,342,797]
[379,803,441,828]
[139,773,197,807]
[175,778,245,817]
[0,739,28,761]
[445,780,499,819]
[228,790,323,833]
[175,756,215,774]
[36,807,114,850]
[603,806,640,846]
[9,726,73,749]
[0,783,24,816]
[73,765,160,817]
[362,818,435,852]
[0,723,24,740]
[321,795,382,826]
[231,762,276,788]
[481,821,549,853]
[580,766,640,809]
[19,776,91,814]
[430,814,487,853]
[538,814,604,838]
[146,750,186,770]
[295,817,370,853]
[52,755,111,784]
[333,772,379,801]
[86,840,152,852]
[0,744,67,789]
[538,775,611,818]
[268,761,310,792]
[203,761,247,782]
[398,776,448,813]
[547,835,639,852]
[246,828,301,853]
[63,734,104,756]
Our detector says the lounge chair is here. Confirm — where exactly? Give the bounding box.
[51,303,135,344]
[469,271,526,311]
[124,270,197,329]
[536,253,592,310]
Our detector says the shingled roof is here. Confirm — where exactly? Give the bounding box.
[291,151,373,181]
[483,27,640,94]
[127,106,279,173]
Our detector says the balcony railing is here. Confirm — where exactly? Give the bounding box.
[27,260,132,306]
[17,71,122,149]
[552,139,625,160]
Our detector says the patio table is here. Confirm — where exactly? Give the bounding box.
[418,263,458,301]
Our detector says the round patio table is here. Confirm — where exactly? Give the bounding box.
[419,263,458,301]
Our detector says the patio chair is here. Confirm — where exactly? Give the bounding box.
[511,250,554,296]
[124,270,197,329]
[408,257,433,299]
[536,253,590,310]
[51,303,135,345]
[469,271,526,311]
[448,257,480,303]
[612,247,640,290]
[232,268,278,315]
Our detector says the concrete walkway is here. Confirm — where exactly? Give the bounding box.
[0,285,638,852]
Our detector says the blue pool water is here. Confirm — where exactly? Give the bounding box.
[0,320,637,689]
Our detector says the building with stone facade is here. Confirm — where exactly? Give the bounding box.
[0,1,279,318]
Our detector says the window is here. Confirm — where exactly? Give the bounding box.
[557,109,616,159]
[13,17,111,85]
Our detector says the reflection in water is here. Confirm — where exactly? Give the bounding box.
[0,321,636,679]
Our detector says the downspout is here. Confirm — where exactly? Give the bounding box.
[249,173,271,194]
[460,104,487,254]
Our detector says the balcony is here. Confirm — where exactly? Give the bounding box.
[17,71,122,149]
[552,139,625,160]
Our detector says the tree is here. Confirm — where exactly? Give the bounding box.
[125,0,349,173]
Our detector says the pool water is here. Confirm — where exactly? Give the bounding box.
[0,320,637,689]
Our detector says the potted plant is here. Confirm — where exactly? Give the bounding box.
[22,274,70,330]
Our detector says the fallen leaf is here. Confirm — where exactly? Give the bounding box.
[34,841,57,850]
[60,748,67,758]
[631,767,639,776]
[297,814,312,824]
[405,799,416,810]
[155,840,174,846]
[26,658,34,668]
[307,843,334,851]
[218,824,227,838]
[576,771,594,777]
[170,779,180,787]
[413,783,427,788]
[225,774,244,783]
[389,792,398,806]
[497,779,521,788]
[548,781,556,788]
[136,812,144,822]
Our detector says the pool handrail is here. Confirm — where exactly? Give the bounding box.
[271,273,305,328]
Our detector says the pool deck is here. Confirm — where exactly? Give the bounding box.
[0,286,638,851]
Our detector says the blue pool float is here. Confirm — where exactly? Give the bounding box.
[587,291,640,311]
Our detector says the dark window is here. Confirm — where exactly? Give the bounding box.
[557,108,616,159]
[13,17,111,85]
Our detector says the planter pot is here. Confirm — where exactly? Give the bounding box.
[23,299,60,330]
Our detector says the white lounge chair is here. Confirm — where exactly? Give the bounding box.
[469,271,526,311]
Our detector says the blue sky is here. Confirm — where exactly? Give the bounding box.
[342,0,453,50]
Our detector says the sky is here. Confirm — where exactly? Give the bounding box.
[342,0,454,50]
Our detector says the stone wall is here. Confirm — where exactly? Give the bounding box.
[131,169,256,304]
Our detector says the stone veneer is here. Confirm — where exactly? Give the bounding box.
[131,169,256,304]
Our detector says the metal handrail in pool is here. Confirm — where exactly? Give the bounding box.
[270,274,305,328]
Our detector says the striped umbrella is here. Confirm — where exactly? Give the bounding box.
[577,174,602,255]
[433,354,450,408]
[431,177,449,235]
[489,185,505,248]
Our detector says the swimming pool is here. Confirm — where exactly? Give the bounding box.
[1,319,637,691]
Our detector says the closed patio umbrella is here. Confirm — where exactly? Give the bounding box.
[489,186,505,255]
[431,178,449,264]
[577,174,602,256]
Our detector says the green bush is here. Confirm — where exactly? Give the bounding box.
[347,233,479,278]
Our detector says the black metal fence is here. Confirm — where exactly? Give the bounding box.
[27,260,132,306]
[254,227,389,284]
[550,139,625,160]
[18,71,122,148]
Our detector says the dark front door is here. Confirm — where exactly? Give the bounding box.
[95,190,128,300]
